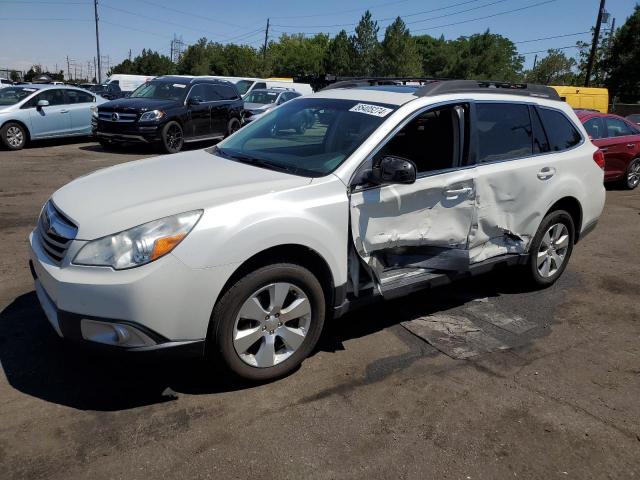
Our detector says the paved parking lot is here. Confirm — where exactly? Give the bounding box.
[1,139,639,479]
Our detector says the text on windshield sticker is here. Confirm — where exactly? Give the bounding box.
[349,103,393,117]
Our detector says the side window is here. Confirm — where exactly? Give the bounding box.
[66,89,94,104]
[530,106,550,153]
[218,85,238,100]
[378,104,468,174]
[203,85,223,102]
[538,108,582,151]
[584,117,606,139]
[254,82,267,90]
[188,84,207,102]
[604,117,634,137]
[24,89,66,107]
[476,103,532,162]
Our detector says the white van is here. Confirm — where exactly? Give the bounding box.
[105,74,155,94]
[214,76,313,97]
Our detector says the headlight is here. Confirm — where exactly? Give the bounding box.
[73,210,202,270]
[90,106,98,118]
[139,110,165,121]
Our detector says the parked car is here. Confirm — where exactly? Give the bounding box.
[552,86,609,113]
[29,79,604,381]
[626,114,640,126]
[242,88,301,124]
[577,110,640,189]
[0,78,12,88]
[91,82,123,100]
[94,75,243,153]
[0,85,105,150]
[214,76,313,97]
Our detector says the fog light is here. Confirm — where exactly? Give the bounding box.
[80,319,157,347]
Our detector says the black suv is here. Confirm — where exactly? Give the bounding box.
[94,76,244,153]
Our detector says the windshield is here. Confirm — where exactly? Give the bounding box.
[235,80,254,96]
[245,90,279,105]
[0,87,38,106]
[212,98,396,177]
[130,80,188,101]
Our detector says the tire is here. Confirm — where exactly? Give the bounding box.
[226,118,241,137]
[524,210,575,287]
[160,121,184,153]
[98,139,116,150]
[208,263,326,381]
[623,158,640,190]
[1,122,27,150]
[295,122,307,134]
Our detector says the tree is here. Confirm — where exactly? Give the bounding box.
[177,38,212,75]
[604,5,640,102]
[23,65,64,82]
[525,49,577,85]
[351,10,380,76]
[110,49,174,76]
[324,30,354,76]
[446,31,523,81]
[380,17,421,76]
[9,70,21,82]
[269,33,329,76]
[415,34,451,78]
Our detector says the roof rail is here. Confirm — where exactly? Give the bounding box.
[413,80,560,100]
[322,77,444,90]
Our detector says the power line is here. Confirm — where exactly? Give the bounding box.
[270,0,410,20]
[131,0,245,29]
[513,31,591,44]
[520,45,581,55]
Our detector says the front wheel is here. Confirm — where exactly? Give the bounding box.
[623,158,640,190]
[524,210,575,287]
[208,263,326,381]
[1,122,27,150]
[160,121,183,153]
[226,118,241,137]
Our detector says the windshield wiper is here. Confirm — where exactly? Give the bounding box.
[214,147,300,175]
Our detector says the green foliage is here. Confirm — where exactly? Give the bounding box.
[110,49,175,76]
[350,10,380,76]
[324,30,354,76]
[23,65,64,82]
[604,5,640,102]
[380,17,421,76]
[176,39,261,76]
[268,33,330,76]
[524,49,577,85]
[415,35,451,78]
[9,70,21,82]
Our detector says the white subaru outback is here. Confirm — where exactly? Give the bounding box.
[29,79,606,381]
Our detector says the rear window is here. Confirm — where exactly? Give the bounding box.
[538,108,582,151]
[476,103,533,162]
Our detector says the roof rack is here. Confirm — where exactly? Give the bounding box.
[321,77,560,100]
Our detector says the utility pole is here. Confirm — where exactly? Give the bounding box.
[94,0,102,83]
[262,18,270,60]
[533,54,538,69]
[585,0,605,87]
[93,56,97,82]
[128,49,132,62]
[608,17,616,53]
[66,56,71,81]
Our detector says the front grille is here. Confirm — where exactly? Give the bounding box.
[98,111,137,122]
[38,201,78,264]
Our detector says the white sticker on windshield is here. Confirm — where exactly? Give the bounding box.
[173,84,186,88]
[23,88,37,92]
[349,103,393,117]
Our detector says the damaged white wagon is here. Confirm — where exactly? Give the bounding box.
[29,79,606,380]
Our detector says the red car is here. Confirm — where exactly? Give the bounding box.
[576,110,640,189]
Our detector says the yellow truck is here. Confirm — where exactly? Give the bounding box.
[551,86,609,113]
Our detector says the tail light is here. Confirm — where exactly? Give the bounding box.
[593,149,605,170]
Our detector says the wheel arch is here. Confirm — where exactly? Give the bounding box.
[214,244,336,312]
[1,118,31,142]
[545,196,583,243]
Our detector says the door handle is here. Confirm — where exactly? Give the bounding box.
[60,109,69,114]
[627,143,636,148]
[444,186,472,196]
[537,167,556,180]
[599,147,608,152]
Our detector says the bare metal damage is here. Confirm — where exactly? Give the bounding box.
[349,171,537,291]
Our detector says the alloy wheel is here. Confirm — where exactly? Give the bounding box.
[628,160,640,188]
[166,124,183,152]
[6,126,24,148]
[233,282,311,368]
[536,223,569,278]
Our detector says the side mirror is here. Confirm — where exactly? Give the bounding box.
[187,97,200,106]
[37,99,50,108]
[370,156,417,185]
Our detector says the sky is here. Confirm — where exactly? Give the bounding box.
[0,0,636,80]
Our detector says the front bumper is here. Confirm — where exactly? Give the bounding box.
[28,231,236,354]
[93,119,161,143]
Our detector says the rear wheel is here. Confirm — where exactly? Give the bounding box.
[624,158,640,190]
[524,210,574,287]
[226,118,241,137]
[1,122,27,150]
[208,263,325,381]
[160,121,183,153]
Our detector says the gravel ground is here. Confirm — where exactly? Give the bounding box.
[1,139,639,479]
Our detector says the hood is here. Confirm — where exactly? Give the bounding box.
[245,102,273,112]
[99,97,180,112]
[52,149,311,240]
